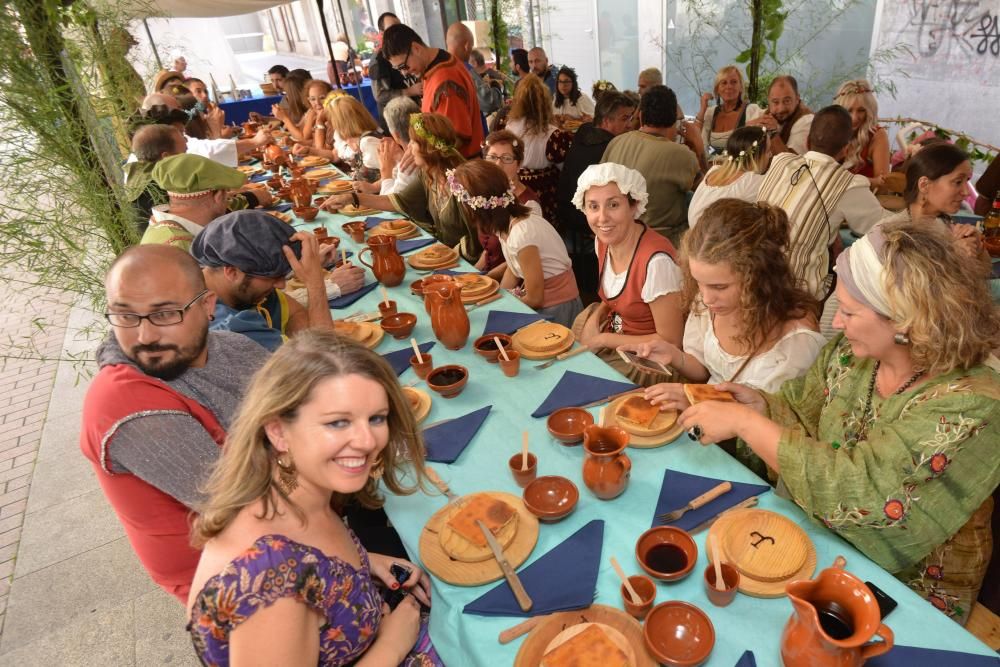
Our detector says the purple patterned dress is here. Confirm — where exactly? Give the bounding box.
[188,533,442,666]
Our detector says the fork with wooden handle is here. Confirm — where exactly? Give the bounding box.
[656,481,732,523]
[532,345,589,370]
[423,467,458,503]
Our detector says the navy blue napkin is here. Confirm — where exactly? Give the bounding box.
[249,172,270,183]
[364,216,386,229]
[423,406,491,464]
[734,650,756,667]
[265,202,293,212]
[396,237,436,255]
[651,469,770,530]
[328,281,378,309]
[481,310,545,336]
[531,370,637,418]
[868,645,1000,666]
[381,342,435,376]
[464,520,604,617]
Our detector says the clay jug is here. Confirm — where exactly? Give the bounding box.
[264,143,286,166]
[358,234,405,287]
[781,557,893,667]
[424,282,469,350]
[581,424,631,499]
[289,178,312,208]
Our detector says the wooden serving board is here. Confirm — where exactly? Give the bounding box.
[707,508,816,598]
[514,604,656,667]
[543,623,636,666]
[419,491,538,586]
[600,396,684,449]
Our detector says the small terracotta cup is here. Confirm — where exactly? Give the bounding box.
[621,574,656,620]
[410,353,433,379]
[508,452,537,487]
[378,299,397,317]
[703,562,740,607]
[498,349,521,377]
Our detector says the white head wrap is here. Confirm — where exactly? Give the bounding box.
[572,163,649,218]
[834,226,894,318]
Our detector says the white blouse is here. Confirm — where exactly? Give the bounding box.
[553,93,595,119]
[504,118,557,170]
[334,131,380,169]
[682,307,826,392]
[500,213,572,279]
[595,239,684,303]
[687,168,765,228]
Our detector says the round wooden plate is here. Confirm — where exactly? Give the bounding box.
[438,493,520,562]
[319,180,353,193]
[340,205,381,217]
[707,508,816,598]
[514,604,656,667]
[543,622,637,666]
[401,387,431,424]
[408,245,459,269]
[339,321,384,350]
[515,321,574,354]
[419,491,538,586]
[304,168,338,180]
[600,396,684,448]
[268,211,292,224]
[298,155,330,167]
[459,279,499,304]
[511,331,575,360]
[723,508,809,582]
[371,219,416,236]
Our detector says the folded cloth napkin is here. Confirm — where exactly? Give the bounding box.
[481,310,545,336]
[381,342,435,376]
[396,237,437,255]
[734,650,756,667]
[868,645,1000,666]
[531,370,637,418]
[328,281,378,309]
[651,469,770,530]
[464,519,604,618]
[265,202,293,212]
[423,406,491,464]
[249,172,270,183]
[364,215,387,229]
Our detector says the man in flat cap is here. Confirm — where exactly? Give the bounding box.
[192,210,364,350]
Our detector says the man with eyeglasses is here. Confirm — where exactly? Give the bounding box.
[81,244,270,601]
[380,23,484,159]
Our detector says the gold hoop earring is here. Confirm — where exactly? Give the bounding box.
[369,455,384,481]
[275,453,299,495]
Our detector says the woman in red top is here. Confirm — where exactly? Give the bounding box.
[834,80,889,187]
[570,163,686,384]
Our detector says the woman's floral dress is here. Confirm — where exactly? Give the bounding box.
[189,532,442,666]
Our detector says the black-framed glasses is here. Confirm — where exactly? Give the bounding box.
[484,153,516,164]
[557,78,573,85]
[105,290,209,328]
[393,45,413,72]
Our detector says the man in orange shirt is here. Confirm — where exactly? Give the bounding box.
[381,24,484,159]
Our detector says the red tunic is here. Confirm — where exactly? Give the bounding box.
[80,364,226,602]
[596,224,677,336]
[422,51,484,159]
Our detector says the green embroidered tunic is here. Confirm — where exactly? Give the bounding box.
[762,334,1000,623]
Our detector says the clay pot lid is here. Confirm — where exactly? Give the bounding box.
[643,601,715,666]
[722,509,809,582]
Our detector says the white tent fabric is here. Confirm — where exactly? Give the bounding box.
[110,1,291,19]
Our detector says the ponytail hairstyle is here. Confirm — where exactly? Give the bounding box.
[706,126,769,185]
[450,159,531,235]
[681,199,819,351]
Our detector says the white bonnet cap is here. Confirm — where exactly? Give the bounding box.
[572,163,649,218]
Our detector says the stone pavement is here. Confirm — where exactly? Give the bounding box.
[0,275,198,666]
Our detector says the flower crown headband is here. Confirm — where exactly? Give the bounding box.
[446,169,516,210]
[720,138,764,169]
[410,115,456,153]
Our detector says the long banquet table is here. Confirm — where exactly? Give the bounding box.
[284,169,998,666]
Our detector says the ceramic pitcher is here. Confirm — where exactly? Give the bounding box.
[289,178,312,208]
[781,557,894,667]
[424,281,469,350]
[358,234,405,287]
[581,424,631,499]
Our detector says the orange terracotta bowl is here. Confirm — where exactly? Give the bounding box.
[472,333,513,364]
[643,601,715,666]
[276,187,292,201]
[522,475,578,522]
[318,236,340,249]
[380,313,417,339]
[635,526,698,582]
[342,221,366,234]
[546,407,595,445]
[294,206,319,222]
[426,365,468,399]
[266,176,284,190]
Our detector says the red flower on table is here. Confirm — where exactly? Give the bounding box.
[883,499,905,521]
[929,453,950,474]
[926,564,944,580]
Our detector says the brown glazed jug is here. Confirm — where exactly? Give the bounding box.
[581,424,631,499]
[781,557,894,667]
[358,234,405,287]
[424,281,469,350]
[289,178,312,208]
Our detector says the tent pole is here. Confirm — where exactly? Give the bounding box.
[332,0,351,89]
[142,19,163,70]
[316,0,341,88]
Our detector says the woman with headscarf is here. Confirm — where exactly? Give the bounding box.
[672,219,1000,625]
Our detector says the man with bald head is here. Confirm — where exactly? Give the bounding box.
[528,47,559,94]
[80,245,269,601]
[447,21,501,118]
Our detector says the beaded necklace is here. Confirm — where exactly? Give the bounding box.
[854,360,925,442]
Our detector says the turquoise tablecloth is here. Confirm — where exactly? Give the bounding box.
[287,172,997,667]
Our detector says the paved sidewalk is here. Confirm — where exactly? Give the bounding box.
[0,278,198,666]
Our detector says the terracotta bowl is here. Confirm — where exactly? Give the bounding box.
[426,365,468,399]
[294,206,319,222]
[643,601,715,666]
[313,226,329,238]
[635,526,698,582]
[409,278,426,297]
[318,235,340,249]
[266,176,284,190]
[342,221,366,234]
[276,187,292,201]
[380,313,416,339]
[522,475,579,522]
[472,333,513,364]
[546,407,595,445]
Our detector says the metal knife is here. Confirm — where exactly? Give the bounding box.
[689,495,759,534]
[476,519,533,612]
[532,344,589,370]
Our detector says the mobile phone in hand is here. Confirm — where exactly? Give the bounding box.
[617,349,672,376]
[384,563,412,610]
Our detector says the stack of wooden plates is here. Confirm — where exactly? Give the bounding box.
[454,274,500,303]
[601,394,683,448]
[303,167,338,181]
[318,180,353,194]
[236,165,263,176]
[333,319,384,350]
[298,155,330,168]
[511,321,575,360]
[407,244,459,270]
[515,605,655,666]
[340,204,382,217]
[370,219,420,239]
[706,508,816,598]
[268,211,292,224]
